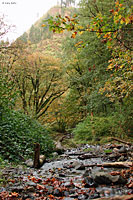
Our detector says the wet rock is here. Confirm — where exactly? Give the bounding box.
[89,191,100,199]
[10,185,24,192]
[118,155,125,161]
[113,148,119,153]
[53,188,63,196]
[0,187,6,192]
[22,194,35,200]
[83,169,92,177]
[26,186,35,192]
[83,176,97,187]
[92,172,127,185]
[64,191,70,197]
[27,181,36,187]
[64,182,75,188]
[78,194,86,199]
[39,155,46,166]
[69,193,78,198]
[25,159,33,167]
[52,152,59,157]
[59,173,66,177]
[46,186,54,194]
[119,146,127,153]
[55,141,65,154]
[71,160,81,168]
[75,164,85,170]
[108,153,120,161]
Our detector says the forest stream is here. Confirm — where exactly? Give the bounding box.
[0,143,133,200]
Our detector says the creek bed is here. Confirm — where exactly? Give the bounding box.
[0,144,133,199]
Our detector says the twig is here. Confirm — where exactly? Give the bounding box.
[109,137,132,146]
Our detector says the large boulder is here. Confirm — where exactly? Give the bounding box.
[54,141,65,154]
[25,159,33,168]
[39,155,46,166]
[92,172,127,185]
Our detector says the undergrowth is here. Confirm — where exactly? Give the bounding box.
[0,109,54,163]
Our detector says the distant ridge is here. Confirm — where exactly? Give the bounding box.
[16,6,77,57]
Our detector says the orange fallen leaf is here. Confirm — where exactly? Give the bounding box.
[10,192,19,197]
[110,171,120,176]
[8,179,15,183]
[36,184,44,190]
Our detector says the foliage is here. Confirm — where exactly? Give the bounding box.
[17,32,28,43]
[10,50,67,119]
[104,149,113,153]
[44,0,132,103]
[0,15,56,164]
[73,100,133,143]
[0,67,16,114]
[0,40,19,116]
[0,109,54,162]
[89,0,133,102]
[56,0,113,123]
[73,115,119,143]
[42,0,132,141]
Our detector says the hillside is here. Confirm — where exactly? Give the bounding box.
[17,6,77,57]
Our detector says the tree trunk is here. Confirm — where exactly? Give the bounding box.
[33,143,40,168]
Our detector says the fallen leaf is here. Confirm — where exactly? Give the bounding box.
[110,171,120,176]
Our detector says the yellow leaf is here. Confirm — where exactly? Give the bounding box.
[120,19,124,24]
[71,33,76,38]
[42,24,46,27]
[77,25,84,29]
[79,31,84,35]
[118,15,122,19]
[60,30,64,33]
[125,17,130,24]
[113,12,118,16]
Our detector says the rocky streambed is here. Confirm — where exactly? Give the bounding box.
[0,143,133,200]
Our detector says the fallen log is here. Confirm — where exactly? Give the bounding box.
[93,194,133,200]
[85,161,132,168]
[109,137,132,146]
[78,154,99,160]
[66,152,86,156]
[101,161,132,168]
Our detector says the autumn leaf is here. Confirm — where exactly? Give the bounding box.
[36,184,45,190]
[10,192,19,197]
[41,24,46,27]
[62,18,66,23]
[109,9,114,13]
[73,14,77,18]
[71,18,75,21]
[71,32,77,38]
[8,179,15,183]
[75,41,83,47]
[110,171,120,176]
[65,16,70,21]
[119,4,123,7]
[127,180,133,188]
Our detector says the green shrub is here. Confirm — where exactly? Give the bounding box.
[72,116,120,143]
[0,110,54,162]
